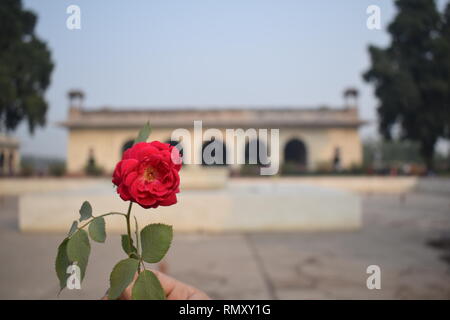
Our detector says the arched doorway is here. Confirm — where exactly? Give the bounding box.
[284,139,307,169]
[201,138,227,166]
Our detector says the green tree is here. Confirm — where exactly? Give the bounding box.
[0,0,54,134]
[363,0,450,170]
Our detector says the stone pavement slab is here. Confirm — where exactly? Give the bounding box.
[0,191,449,299]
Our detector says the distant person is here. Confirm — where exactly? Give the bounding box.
[332,147,341,172]
[88,148,96,167]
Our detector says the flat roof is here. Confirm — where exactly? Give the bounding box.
[60,106,366,129]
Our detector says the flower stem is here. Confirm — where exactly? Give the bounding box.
[126,201,133,256]
[76,212,127,232]
[139,259,146,271]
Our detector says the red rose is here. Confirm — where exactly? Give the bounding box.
[112,141,182,209]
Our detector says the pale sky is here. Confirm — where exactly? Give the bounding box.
[16,0,410,158]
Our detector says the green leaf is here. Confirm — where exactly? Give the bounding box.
[79,201,92,221]
[88,217,106,243]
[55,238,70,291]
[132,270,165,300]
[67,229,91,281]
[140,224,173,263]
[134,122,151,144]
[121,234,137,256]
[108,258,140,300]
[67,221,78,237]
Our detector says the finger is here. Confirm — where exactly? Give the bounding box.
[103,269,211,300]
[152,270,210,300]
[101,288,109,300]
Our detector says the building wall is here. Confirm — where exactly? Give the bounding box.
[278,127,362,170]
[67,128,174,174]
[67,126,362,174]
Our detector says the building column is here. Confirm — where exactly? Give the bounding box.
[13,148,20,175]
[3,149,10,176]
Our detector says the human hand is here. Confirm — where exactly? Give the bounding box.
[102,270,210,300]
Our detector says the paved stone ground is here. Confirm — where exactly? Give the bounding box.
[0,191,449,300]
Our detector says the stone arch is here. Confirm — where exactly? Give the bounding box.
[284,138,307,169]
[201,138,227,166]
[244,139,269,165]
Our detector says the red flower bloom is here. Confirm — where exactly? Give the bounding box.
[112,141,182,209]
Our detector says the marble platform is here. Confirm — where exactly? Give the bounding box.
[18,179,361,233]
